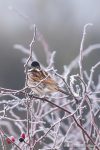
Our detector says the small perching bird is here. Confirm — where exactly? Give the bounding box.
[27,61,60,96]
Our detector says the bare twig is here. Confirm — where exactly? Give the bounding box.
[24,24,37,73]
[87,61,100,90]
[31,95,99,150]
[79,23,93,79]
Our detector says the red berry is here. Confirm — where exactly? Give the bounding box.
[11,136,15,142]
[6,138,11,144]
[21,133,25,139]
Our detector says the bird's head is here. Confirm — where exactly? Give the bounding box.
[31,61,41,70]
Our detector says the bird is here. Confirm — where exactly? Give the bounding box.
[27,61,62,96]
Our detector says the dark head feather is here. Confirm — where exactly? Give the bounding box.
[31,61,40,69]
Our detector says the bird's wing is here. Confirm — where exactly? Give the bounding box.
[28,69,58,87]
[41,70,59,87]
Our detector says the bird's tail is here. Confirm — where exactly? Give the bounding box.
[56,87,71,98]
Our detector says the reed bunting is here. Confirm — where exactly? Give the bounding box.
[27,61,63,96]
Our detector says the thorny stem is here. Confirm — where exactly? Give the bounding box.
[24,25,37,149]
[31,95,99,150]
[75,74,99,150]
[0,128,22,150]
[0,24,99,150]
[0,86,99,149]
[32,113,80,149]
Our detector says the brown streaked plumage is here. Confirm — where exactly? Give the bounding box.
[27,61,59,96]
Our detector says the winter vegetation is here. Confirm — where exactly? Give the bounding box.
[0,24,100,150]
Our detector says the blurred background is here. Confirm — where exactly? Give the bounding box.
[0,0,100,90]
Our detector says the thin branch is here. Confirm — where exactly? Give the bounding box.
[87,61,100,90]
[0,128,22,150]
[24,24,37,72]
[79,23,93,79]
[31,95,99,150]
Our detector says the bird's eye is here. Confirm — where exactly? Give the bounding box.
[31,61,40,68]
